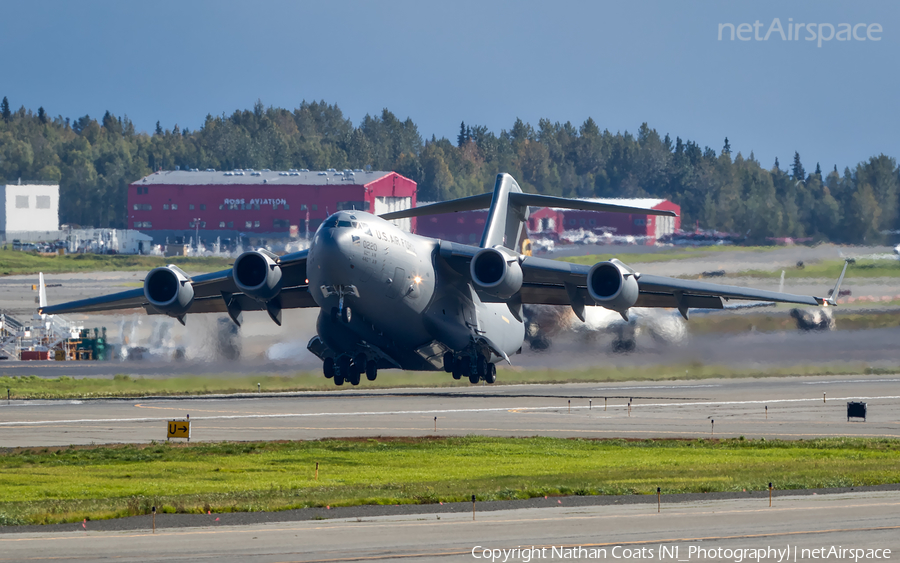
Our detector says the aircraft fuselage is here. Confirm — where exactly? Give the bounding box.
[306,211,523,375]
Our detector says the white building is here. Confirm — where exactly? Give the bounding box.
[0,184,60,239]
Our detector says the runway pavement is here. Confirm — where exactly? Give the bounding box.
[1,491,897,562]
[2,374,899,447]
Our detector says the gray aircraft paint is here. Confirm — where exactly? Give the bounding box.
[306,206,523,371]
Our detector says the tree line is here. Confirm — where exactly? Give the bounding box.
[0,95,895,244]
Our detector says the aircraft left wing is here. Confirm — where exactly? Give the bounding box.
[40,249,315,323]
[439,241,845,320]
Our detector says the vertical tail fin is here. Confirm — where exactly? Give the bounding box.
[479,174,528,250]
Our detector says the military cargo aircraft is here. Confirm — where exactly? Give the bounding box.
[42,174,846,386]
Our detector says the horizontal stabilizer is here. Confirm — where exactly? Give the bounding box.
[507,193,677,217]
[380,193,493,220]
[378,191,676,221]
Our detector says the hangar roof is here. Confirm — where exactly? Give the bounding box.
[553,197,667,210]
[134,169,392,186]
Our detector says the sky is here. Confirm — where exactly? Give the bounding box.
[2,0,898,172]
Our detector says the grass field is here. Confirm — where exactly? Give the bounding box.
[2,362,898,400]
[0,249,230,276]
[561,252,697,266]
[559,246,807,267]
[689,309,900,334]
[721,258,900,280]
[1,244,750,275]
[0,436,897,525]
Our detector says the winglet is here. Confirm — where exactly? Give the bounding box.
[816,259,850,306]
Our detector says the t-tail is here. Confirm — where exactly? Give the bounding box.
[480,174,527,250]
[379,173,677,252]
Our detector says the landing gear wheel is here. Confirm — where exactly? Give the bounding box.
[468,357,481,384]
[451,365,462,380]
[336,355,351,386]
[323,358,335,379]
[349,367,361,386]
[348,353,365,386]
[366,360,377,381]
[484,363,496,384]
[443,352,454,373]
[341,306,352,323]
[476,356,488,378]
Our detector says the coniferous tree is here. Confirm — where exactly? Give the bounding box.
[792,152,805,181]
[722,137,731,155]
[155,121,163,135]
[1,96,10,123]
[457,121,467,147]
[774,157,780,170]
[37,106,47,124]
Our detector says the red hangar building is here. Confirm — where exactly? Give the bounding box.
[415,198,680,245]
[128,169,416,246]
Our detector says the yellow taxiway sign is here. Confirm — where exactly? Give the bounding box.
[167,420,191,440]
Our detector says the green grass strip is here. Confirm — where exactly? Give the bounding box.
[0,249,230,276]
[2,363,900,400]
[719,258,900,280]
[688,310,900,334]
[0,437,898,525]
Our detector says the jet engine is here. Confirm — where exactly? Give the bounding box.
[144,265,194,316]
[587,261,639,313]
[470,247,523,299]
[233,249,283,302]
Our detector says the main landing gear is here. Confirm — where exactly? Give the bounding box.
[323,354,377,386]
[443,352,496,384]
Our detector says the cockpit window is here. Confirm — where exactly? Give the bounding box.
[337,220,353,228]
[322,216,338,229]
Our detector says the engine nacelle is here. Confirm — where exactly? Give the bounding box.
[587,261,639,313]
[233,249,283,302]
[470,247,523,299]
[144,265,194,316]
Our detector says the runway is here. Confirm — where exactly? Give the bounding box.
[2,374,899,447]
[1,491,897,562]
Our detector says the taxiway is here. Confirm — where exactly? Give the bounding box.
[1,491,897,562]
[2,374,899,447]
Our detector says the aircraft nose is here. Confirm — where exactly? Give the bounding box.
[314,227,354,283]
